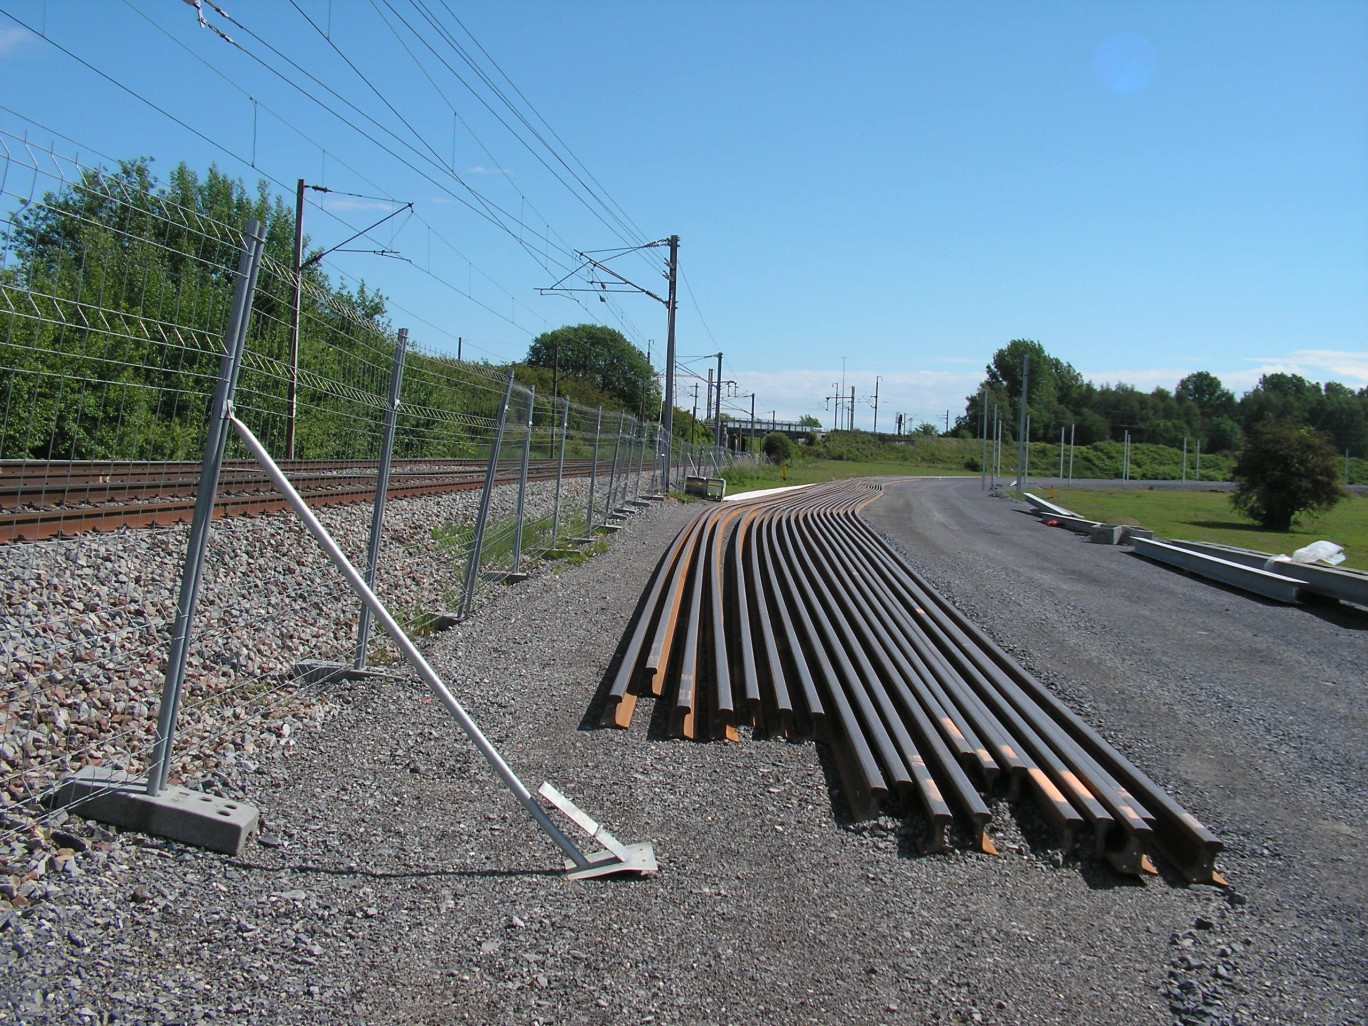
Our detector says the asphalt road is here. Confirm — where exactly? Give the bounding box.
[863,476,1367,1025]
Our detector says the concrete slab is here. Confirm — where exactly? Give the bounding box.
[54,767,259,855]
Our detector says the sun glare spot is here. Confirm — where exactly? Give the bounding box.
[1095,32,1156,94]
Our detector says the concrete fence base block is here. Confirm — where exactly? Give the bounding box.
[1090,524,1125,545]
[1122,526,1155,542]
[54,767,259,855]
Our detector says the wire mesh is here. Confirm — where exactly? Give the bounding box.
[0,134,743,849]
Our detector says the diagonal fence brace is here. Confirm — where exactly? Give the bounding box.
[538,782,658,879]
[226,414,656,880]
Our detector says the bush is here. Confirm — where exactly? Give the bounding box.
[1231,419,1344,530]
[762,431,794,464]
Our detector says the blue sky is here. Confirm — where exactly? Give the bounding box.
[1,1,1364,429]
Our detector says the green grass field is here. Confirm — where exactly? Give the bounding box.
[1051,487,1368,571]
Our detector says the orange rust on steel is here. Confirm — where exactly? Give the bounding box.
[804,507,997,783]
[601,515,700,729]
[706,504,750,734]
[818,510,1012,785]
[643,513,710,697]
[782,511,973,838]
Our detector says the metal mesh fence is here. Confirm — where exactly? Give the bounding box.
[0,134,746,847]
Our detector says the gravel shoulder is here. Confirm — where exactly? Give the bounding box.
[4,481,1364,1025]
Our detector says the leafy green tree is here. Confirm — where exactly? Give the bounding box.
[526,324,659,417]
[960,339,1084,441]
[761,431,793,464]
[1230,419,1344,530]
[1176,371,1236,420]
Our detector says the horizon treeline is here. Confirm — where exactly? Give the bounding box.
[956,339,1366,457]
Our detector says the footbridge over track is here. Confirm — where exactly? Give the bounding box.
[723,419,816,449]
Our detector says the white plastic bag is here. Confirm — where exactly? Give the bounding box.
[1291,540,1346,566]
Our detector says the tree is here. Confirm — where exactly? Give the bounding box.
[526,324,659,417]
[762,431,793,464]
[1176,371,1236,418]
[960,339,1083,442]
[1230,420,1344,531]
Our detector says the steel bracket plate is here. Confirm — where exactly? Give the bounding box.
[538,781,658,879]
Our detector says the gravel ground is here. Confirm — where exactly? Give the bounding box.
[2,479,1364,1025]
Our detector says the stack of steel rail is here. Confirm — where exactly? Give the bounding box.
[604,479,1223,884]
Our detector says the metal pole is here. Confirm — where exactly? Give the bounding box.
[1059,426,1065,479]
[715,353,725,447]
[1014,354,1030,500]
[584,407,602,534]
[459,371,516,618]
[1069,423,1076,482]
[227,415,593,871]
[287,181,304,461]
[662,234,678,492]
[980,386,988,491]
[354,328,408,670]
[634,421,647,500]
[150,220,266,795]
[873,377,880,435]
[511,387,535,574]
[605,412,626,520]
[1182,437,1188,483]
[1195,439,1201,481]
[550,397,569,549]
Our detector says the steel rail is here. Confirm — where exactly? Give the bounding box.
[602,479,1224,883]
[0,458,605,543]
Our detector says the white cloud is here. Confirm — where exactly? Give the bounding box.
[0,26,33,57]
[465,165,514,176]
[314,195,401,214]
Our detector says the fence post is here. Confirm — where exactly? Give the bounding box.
[460,371,516,619]
[511,387,535,575]
[582,406,602,540]
[633,421,647,501]
[605,411,626,521]
[551,396,569,549]
[354,328,408,670]
[148,220,266,796]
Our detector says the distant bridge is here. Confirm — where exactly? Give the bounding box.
[722,419,817,448]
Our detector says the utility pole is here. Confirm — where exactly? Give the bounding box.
[664,236,678,490]
[1015,354,1030,500]
[691,384,699,436]
[706,369,714,446]
[288,178,306,460]
[849,386,855,431]
[287,180,412,461]
[980,385,988,491]
[714,352,725,447]
[457,336,463,362]
[872,376,881,434]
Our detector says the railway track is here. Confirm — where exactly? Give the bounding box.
[0,458,605,544]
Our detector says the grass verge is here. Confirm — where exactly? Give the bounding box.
[1051,488,1368,571]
